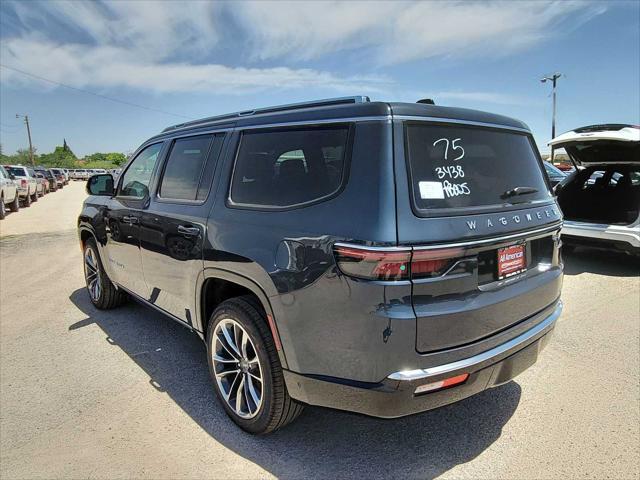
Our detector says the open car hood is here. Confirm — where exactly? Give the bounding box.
[549,125,640,167]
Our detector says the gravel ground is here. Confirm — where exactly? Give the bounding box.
[0,181,638,479]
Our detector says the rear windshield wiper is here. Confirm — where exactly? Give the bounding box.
[502,186,539,199]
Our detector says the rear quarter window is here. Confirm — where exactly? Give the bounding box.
[405,123,551,214]
[229,125,350,209]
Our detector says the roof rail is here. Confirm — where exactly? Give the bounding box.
[161,96,370,133]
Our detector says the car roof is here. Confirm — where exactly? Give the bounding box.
[147,96,530,143]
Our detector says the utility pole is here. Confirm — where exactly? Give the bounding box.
[16,114,34,166]
[540,73,562,162]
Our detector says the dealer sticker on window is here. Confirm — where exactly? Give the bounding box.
[418,181,445,199]
[497,244,526,279]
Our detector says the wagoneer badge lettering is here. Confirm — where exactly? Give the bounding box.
[466,207,560,230]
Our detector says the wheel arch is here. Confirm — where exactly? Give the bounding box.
[197,268,287,369]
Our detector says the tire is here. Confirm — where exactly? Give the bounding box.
[0,197,5,220]
[83,238,128,309]
[207,296,303,434]
[9,193,19,213]
[31,190,38,202]
[23,192,31,207]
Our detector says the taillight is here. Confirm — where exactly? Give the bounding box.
[20,179,27,187]
[334,246,411,281]
[411,247,464,279]
[334,245,464,281]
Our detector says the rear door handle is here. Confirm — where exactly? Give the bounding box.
[123,215,139,225]
[177,225,200,236]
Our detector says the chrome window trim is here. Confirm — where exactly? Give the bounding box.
[333,242,410,252]
[334,222,562,253]
[394,115,531,134]
[388,300,562,381]
[412,222,562,250]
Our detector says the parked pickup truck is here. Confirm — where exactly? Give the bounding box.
[5,165,40,207]
[0,165,20,219]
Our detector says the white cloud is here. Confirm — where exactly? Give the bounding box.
[10,0,222,61]
[0,0,606,94]
[0,38,390,94]
[230,0,606,65]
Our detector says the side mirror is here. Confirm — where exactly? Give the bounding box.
[87,174,114,196]
[9,174,15,180]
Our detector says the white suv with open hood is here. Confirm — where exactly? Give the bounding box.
[550,124,640,255]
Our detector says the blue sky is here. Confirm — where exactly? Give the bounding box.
[1,0,638,157]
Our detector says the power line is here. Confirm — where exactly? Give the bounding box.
[0,64,192,120]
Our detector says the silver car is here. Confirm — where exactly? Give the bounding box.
[0,165,20,219]
[551,124,640,255]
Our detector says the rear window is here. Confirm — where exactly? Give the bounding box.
[405,123,550,213]
[229,125,350,208]
[6,167,26,176]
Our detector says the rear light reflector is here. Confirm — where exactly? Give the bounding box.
[414,373,469,395]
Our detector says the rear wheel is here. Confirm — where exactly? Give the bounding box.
[83,238,128,309]
[9,193,19,213]
[207,296,303,434]
[0,197,5,220]
[31,190,38,202]
[23,192,31,207]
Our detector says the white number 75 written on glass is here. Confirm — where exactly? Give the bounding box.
[433,138,465,161]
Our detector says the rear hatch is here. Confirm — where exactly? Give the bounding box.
[395,119,562,353]
[549,124,640,168]
[550,125,640,225]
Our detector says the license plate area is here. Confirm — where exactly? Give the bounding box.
[497,243,526,279]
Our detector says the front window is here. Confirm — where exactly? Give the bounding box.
[119,143,162,199]
[405,123,551,213]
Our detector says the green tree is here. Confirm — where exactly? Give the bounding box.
[106,152,127,166]
[39,145,76,168]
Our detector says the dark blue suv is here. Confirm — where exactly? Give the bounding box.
[79,97,563,434]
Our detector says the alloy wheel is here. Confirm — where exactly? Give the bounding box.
[212,319,264,419]
[84,246,101,302]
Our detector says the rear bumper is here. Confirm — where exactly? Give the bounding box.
[562,220,640,250]
[284,301,561,418]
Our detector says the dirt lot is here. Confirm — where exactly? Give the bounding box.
[1,181,638,479]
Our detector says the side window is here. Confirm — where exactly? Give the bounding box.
[583,170,605,189]
[119,143,162,199]
[229,126,350,208]
[159,134,224,201]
